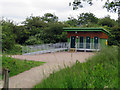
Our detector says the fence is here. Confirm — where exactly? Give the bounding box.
[22,42,69,55]
[77,43,101,51]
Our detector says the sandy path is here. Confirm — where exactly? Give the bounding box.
[9,52,94,88]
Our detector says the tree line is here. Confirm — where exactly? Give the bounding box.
[0,12,119,53]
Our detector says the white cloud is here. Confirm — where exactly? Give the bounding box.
[0,0,118,24]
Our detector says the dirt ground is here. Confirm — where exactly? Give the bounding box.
[9,52,94,88]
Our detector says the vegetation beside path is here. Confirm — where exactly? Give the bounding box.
[34,46,118,88]
[2,55,45,77]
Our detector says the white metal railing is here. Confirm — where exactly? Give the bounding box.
[22,42,100,55]
[75,43,100,50]
[22,42,69,55]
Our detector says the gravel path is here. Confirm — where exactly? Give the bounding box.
[9,52,94,88]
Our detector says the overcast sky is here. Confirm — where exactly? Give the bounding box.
[0,0,118,24]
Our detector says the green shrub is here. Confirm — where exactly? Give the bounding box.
[4,44,22,55]
[25,36,43,45]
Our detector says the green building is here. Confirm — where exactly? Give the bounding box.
[63,27,110,51]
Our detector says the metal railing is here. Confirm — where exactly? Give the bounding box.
[77,43,101,50]
[22,42,101,55]
[22,42,69,55]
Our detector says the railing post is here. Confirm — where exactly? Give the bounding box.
[3,68,10,89]
[22,46,23,55]
[90,43,91,49]
[84,42,86,52]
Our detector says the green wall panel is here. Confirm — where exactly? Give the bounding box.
[91,38,93,49]
[100,39,107,48]
[67,38,70,43]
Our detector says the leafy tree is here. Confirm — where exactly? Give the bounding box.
[15,26,30,44]
[70,0,120,13]
[1,19,16,51]
[38,23,66,43]
[23,16,46,28]
[108,25,120,45]
[98,15,117,27]
[23,16,47,36]
[41,13,58,23]
[65,17,78,27]
[77,12,98,26]
[25,36,43,45]
[104,0,120,12]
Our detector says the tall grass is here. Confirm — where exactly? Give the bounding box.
[34,46,118,88]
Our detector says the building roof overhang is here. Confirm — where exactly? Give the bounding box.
[63,27,110,36]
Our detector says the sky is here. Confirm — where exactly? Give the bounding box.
[0,0,118,25]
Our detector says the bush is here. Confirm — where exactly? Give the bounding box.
[25,36,43,45]
[3,44,22,55]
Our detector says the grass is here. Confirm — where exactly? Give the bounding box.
[34,46,118,88]
[2,55,45,77]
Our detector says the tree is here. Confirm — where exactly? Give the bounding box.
[70,0,120,24]
[23,16,46,28]
[104,0,120,12]
[1,19,16,51]
[15,26,30,44]
[65,17,78,26]
[37,23,66,43]
[22,16,48,38]
[77,12,98,26]
[108,25,120,45]
[41,13,58,23]
[98,15,117,27]
[70,0,93,10]
[71,0,120,12]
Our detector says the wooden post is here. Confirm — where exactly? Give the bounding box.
[3,68,10,89]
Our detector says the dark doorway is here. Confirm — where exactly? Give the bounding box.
[71,36,76,48]
[86,36,91,49]
[94,37,99,49]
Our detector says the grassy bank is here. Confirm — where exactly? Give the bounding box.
[34,46,118,88]
[2,55,45,77]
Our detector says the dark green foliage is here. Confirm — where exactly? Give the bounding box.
[37,22,67,43]
[25,36,43,45]
[108,25,120,45]
[65,17,78,27]
[1,20,16,51]
[104,0,120,12]
[98,15,117,27]
[71,0,119,13]
[34,46,118,88]
[41,13,58,23]
[15,26,30,44]
[4,44,22,55]
[77,13,98,26]
[2,55,45,77]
